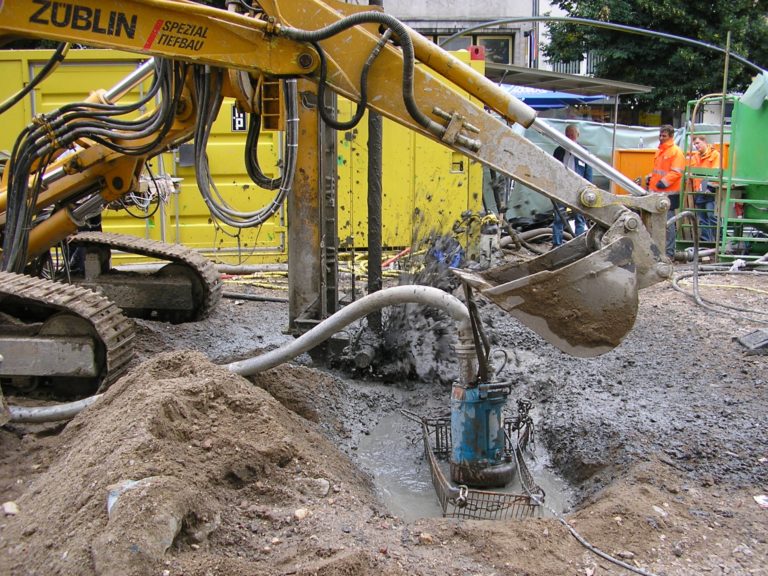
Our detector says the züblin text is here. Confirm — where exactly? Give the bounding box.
[29,0,137,40]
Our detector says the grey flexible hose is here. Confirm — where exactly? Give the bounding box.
[200,78,299,227]
[227,285,474,376]
[7,286,474,423]
[7,395,101,424]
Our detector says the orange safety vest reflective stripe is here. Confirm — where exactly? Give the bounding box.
[649,139,685,193]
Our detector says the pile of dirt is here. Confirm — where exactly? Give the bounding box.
[1,352,382,576]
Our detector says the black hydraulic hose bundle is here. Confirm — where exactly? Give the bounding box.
[280,12,446,139]
[192,65,226,223]
[1,60,185,272]
[243,82,300,193]
[245,109,281,190]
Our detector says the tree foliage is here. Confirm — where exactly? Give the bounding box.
[544,0,768,113]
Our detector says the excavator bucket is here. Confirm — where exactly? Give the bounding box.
[453,236,638,358]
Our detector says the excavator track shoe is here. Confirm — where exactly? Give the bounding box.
[69,232,223,323]
[0,271,135,393]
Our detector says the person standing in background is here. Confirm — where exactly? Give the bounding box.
[689,135,721,242]
[646,125,685,258]
[551,124,592,247]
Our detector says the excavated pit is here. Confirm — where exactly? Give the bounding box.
[356,410,576,521]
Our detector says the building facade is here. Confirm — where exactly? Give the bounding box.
[382,0,536,68]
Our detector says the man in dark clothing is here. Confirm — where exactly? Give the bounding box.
[551,124,592,247]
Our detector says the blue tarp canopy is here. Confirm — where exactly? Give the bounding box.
[503,85,605,110]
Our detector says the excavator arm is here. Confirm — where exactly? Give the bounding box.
[254,0,674,355]
[0,0,671,361]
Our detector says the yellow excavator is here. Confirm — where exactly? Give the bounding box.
[0,0,671,398]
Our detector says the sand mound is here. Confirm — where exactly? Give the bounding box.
[2,351,381,576]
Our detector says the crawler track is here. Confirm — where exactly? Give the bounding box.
[70,232,223,321]
[0,271,135,389]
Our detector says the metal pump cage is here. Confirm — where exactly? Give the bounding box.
[403,410,544,520]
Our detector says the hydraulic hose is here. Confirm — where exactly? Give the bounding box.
[7,395,101,424]
[8,286,476,423]
[312,28,393,131]
[279,12,445,138]
[227,285,476,381]
[668,212,768,323]
[0,43,69,115]
[200,78,298,227]
[499,227,572,246]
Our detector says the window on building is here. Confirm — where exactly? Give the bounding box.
[477,36,512,65]
[437,36,471,52]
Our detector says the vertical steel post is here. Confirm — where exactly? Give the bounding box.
[714,31,731,257]
[288,79,338,333]
[288,80,323,332]
[321,91,339,319]
[367,0,384,334]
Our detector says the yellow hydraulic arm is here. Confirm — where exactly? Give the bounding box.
[0,0,671,355]
[0,0,317,77]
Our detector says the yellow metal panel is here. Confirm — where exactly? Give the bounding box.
[0,60,29,153]
[336,102,357,250]
[2,49,484,263]
[336,108,481,249]
[336,50,484,251]
[382,121,416,246]
[172,99,287,263]
[34,62,146,114]
[336,103,366,250]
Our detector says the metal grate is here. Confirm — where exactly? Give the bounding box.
[403,410,543,521]
[735,328,768,354]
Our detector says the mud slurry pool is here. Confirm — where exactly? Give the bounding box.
[356,410,576,522]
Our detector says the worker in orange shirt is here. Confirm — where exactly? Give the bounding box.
[646,124,685,258]
[689,135,721,242]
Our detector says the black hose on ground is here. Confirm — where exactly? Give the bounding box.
[222,291,288,303]
[668,211,768,323]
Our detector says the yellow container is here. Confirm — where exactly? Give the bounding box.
[0,49,482,264]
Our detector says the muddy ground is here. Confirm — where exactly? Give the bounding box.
[1,262,766,576]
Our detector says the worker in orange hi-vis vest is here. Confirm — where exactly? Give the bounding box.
[645,124,685,258]
[689,135,721,242]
